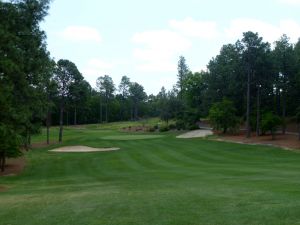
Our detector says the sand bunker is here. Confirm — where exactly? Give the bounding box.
[177,129,213,139]
[49,146,120,153]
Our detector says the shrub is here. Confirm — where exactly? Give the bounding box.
[208,98,238,134]
[175,120,185,130]
[159,125,169,132]
[187,124,199,130]
[148,127,156,132]
[168,124,176,130]
[261,112,282,140]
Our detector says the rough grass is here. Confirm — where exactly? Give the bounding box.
[85,117,167,130]
[1,126,300,225]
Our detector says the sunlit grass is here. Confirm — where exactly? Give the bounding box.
[2,124,300,225]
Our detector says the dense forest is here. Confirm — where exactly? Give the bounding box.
[1,0,300,170]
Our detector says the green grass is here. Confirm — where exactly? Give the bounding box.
[100,134,164,140]
[1,125,300,225]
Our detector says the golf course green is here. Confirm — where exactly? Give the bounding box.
[1,126,300,225]
[101,134,164,140]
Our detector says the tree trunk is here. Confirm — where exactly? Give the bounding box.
[282,91,286,135]
[271,130,276,140]
[74,106,77,125]
[119,102,123,121]
[28,132,31,148]
[59,102,64,143]
[46,109,50,145]
[134,102,138,120]
[105,103,108,123]
[24,128,30,151]
[66,111,69,126]
[276,88,281,115]
[246,68,251,138]
[0,152,5,172]
[46,123,50,145]
[120,99,124,121]
[99,100,102,124]
[256,85,260,136]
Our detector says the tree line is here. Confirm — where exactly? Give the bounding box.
[1,0,300,171]
[175,32,300,137]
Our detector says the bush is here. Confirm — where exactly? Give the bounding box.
[187,124,199,130]
[148,127,156,132]
[175,120,185,130]
[261,112,282,140]
[208,98,238,134]
[168,124,176,130]
[159,125,169,132]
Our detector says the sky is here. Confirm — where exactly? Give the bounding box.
[41,0,300,95]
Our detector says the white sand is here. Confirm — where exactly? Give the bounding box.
[49,146,120,153]
[176,129,213,139]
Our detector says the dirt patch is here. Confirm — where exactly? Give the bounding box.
[0,186,7,192]
[31,141,58,149]
[217,132,300,150]
[0,156,25,177]
[177,129,213,139]
[49,146,120,153]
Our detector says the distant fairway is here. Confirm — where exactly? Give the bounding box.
[101,134,164,140]
[1,126,300,225]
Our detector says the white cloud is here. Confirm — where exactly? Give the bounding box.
[132,30,191,72]
[61,26,102,43]
[169,17,219,39]
[87,58,114,70]
[81,58,114,86]
[278,0,300,5]
[135,62,176,73]
[225,18,300,43]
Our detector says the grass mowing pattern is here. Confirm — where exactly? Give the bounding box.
[1,128,300,225]
[101,134,164,140]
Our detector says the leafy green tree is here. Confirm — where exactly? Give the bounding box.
[207,44,243,105]
[69,79,90,125]
[157,87,171,124]
[240,31,270,138]
[54,59,81,142]
[0,125,21,172]
[45,78,58,144]
[0,0,51,169]
[118,76,131,120]
[177,56,190,99]
[0,85,22,171]
[129,82,147,120]
[209,99,238,134]
[183,71,207,120]
[96,75,115,123]
[273,35,296,134]
[261,112,282,140]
